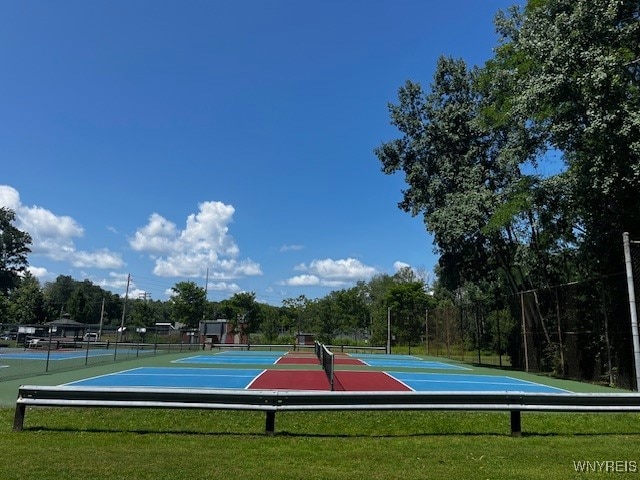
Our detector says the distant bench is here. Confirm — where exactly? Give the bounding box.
[13,385,640,436]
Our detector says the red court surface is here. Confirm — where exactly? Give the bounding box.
[247,370,410,391]
[275,356,365,366]
[248,370,331,390]
[333,371,411,392]
[276,356,320,365]
[334,357,366,365]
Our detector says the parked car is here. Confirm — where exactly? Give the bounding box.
[83,333,100,342]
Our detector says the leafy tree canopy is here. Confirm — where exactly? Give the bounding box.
[0,207,32,294]
[169,281,206,329]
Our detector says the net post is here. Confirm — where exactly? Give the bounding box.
[330,352,334,391]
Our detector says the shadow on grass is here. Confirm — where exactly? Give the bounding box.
[17,425,640,438]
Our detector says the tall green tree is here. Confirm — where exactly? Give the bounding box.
[67,286,92,323]
[7,272,44,324]
[259,303,281,343]
[129,298,156,327]
[307,295,341,344]
[385,282,432,347]
[376,50,584,295]
[332,286,370,341]
[282,295,311,335]
[169,281,206,328]
[375,57,530,292]
[226,292,261,339]
[364,274,397,345]
[43,275,76,318]
[376,0,640,375]
[491,0,640,272]
[0,207,32,294]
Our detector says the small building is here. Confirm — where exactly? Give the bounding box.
[295,333,315,346]
[45,314,86,338]
[199,319,248,346]
[154,322,177,334]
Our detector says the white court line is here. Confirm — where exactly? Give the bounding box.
[504,375,571,393]
[382,371,415,392]
[244,369,269,389]
[63,367,144,386]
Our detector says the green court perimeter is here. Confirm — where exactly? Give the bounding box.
[0,349,627,406]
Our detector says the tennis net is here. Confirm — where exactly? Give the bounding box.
[315,341,334,391]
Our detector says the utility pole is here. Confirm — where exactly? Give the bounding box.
[114,274,130,360]
[98,297,105,339]
[120,274,131,333]
[200,268,209,347]
[202,267,209,321]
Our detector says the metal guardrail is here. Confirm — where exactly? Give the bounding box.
[14,385,640,436]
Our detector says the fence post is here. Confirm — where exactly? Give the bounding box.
[520,292,529,373]
[386,307,391,355]
[425,309,429,356]
[623,232,640,390]
[475,303,481,365]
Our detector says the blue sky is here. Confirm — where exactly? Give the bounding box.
[1,1,521,305]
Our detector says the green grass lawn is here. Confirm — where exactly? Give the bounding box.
[3,407,640,480]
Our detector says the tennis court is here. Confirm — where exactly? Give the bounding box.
[352,355,471,370]
[0,349,151,361]
[60,349,569,394]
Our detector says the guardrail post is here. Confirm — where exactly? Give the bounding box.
[265,411,276,435]
[13,404,26,431]
[510,410,522,437]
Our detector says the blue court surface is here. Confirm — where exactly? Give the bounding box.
[174,354,280,365]
[66,367,265,389]
[359,358,470,370]
[389,372,570,393]
[64,366,570,393]
[349,353,470,370]
[213,350,287,356]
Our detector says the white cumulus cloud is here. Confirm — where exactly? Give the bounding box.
[306,258,377,279]
[27,266,49,279]
[129,201,261,280]
[282,257,377,288]
[0,185,124,269]
[283,274,321,286]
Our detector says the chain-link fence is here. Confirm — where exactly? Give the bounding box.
[426,268,637,390]
[0,327,203,382]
